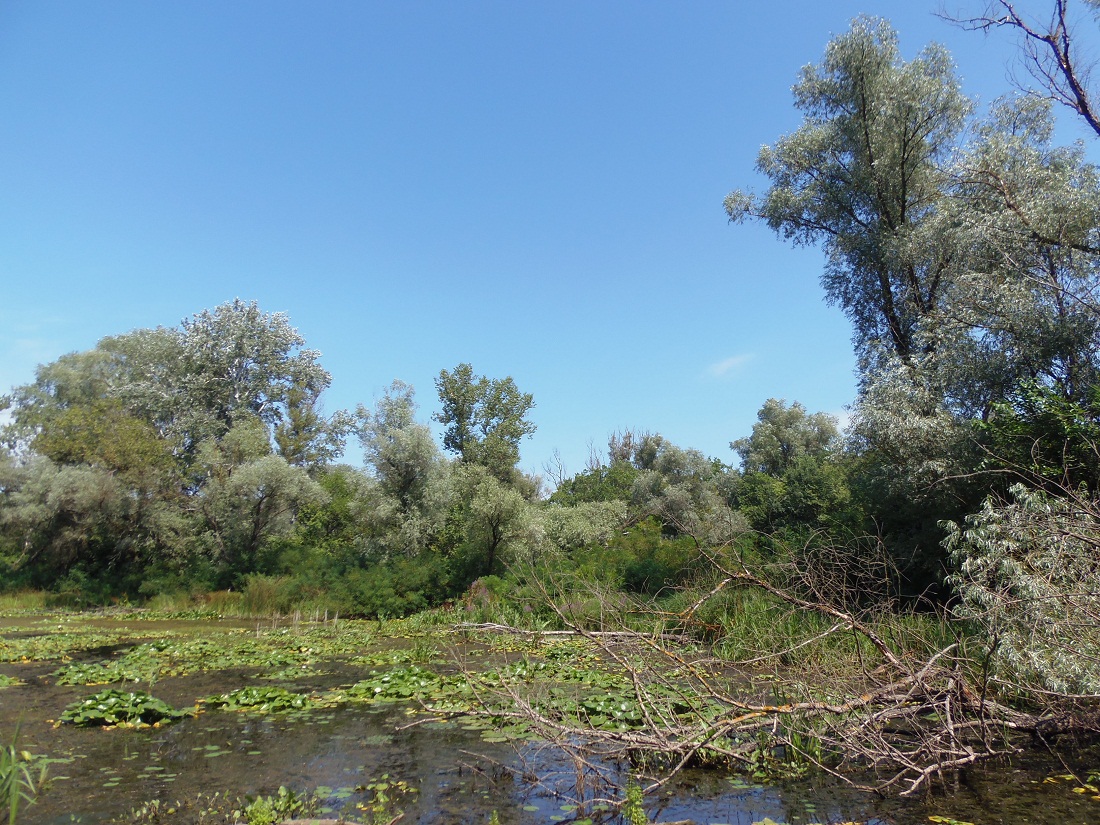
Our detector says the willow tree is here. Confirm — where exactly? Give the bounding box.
[0,301,347,587]
[726,16,970,371]
[357,380,452,559]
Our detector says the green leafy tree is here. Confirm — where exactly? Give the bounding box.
[537,500,628,554]
[360,381,445,510]
[357,381,453,559]
[433,363,535,483]
[726,16,1100,580]
[629,434,743,545]
[550,461,638,506]
[288,465,375,555]
[455,464,532,576]
[0,301,345,591]
[725,16,969,370]
[194,417,326,581]
[3,300,348,469]
[730,401,853,534]
[732,398,839,476]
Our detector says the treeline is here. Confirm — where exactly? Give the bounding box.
[2,8,1100,696]
[0,291,901,608]
[0,296,840,613]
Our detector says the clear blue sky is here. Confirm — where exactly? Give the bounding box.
[0,1,1079,480]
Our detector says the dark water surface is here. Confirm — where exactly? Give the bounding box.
[1,615,1097,825]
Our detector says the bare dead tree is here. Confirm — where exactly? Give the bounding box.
[945,1,1100,136]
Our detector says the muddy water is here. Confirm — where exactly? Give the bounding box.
[2,616,1098,825]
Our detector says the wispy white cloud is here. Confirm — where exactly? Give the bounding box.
[707,354,754,378]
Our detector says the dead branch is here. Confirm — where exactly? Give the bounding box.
[458,549,1095,798]
[943,0,1100,136]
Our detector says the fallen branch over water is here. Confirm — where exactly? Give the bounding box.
[453,621,691,644]
[462,555,1099,798]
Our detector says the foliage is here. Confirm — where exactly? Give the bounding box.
[452,464,533,577]
[0,300,348,593]
[732,399,839,476]
[536,500,627,553]
[549,460,638,505]
[727,12,1100,585]
[981,382,1100,493]
[204,686,312,713]
[0,729,47,825]
[59,689,194,728]
[628,435,742,544]
[358,380,444,510]
[358,774,417,825]
[236,786,316,825]
[621,781,648,825]
[726,17,968,370]
[434,363,535,482]
[945,483,1100,694]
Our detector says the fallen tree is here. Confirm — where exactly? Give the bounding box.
[463,531,1099,799]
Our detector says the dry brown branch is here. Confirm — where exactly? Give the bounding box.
[458,547,1099,799]
[943,1,1100,137]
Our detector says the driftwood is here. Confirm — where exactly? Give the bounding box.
[454,621,691,644]
[459,557,1098,798]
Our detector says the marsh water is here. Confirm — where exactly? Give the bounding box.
[1,614,1096,825]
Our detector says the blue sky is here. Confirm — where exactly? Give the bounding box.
[0,1,1078,480]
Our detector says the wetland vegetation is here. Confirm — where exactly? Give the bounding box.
[5,2,1100,821]
[2,606,1098,825]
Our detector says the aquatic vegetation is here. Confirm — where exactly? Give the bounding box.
[354,774,418,825]
[1043,772,1100,802]
[128,788,317,824]
[621,781,648,825]
[59,689,194,728]
[236,786,317,825]
[204,686,312,713]
[0,728,47,825]
[0,676,21,689]
[345,665,466,705]
[52,658,155,685]
[0,629,131,662]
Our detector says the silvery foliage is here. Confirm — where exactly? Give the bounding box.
[0,454,189,568]
[459,463,535,571]
[2,300,344,466]
[357,381,452,559]
[630,435,744,545]
[732,398,840,476]
[945,483,1100,694]
[727,16,1100,405]
[359,381,446,509]
[193,416,326,568]
[851,95,1100,488]
[847,353,975,500]
[536,500,628,554]
[941,96,1100,409]
[725,17,970,371]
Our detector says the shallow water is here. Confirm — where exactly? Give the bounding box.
[2,615,1098,825]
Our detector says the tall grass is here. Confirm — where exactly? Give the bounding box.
[0,592,48,614]
[658,583,958,679]
[0,729,46,825]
